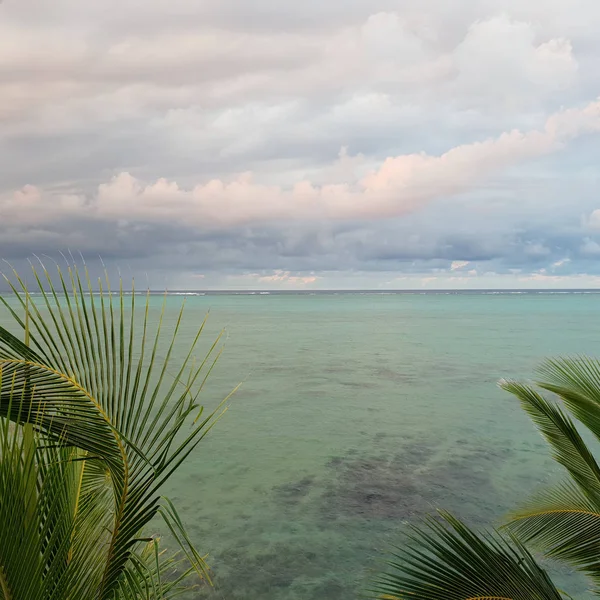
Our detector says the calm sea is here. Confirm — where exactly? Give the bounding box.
[4,290,600,598]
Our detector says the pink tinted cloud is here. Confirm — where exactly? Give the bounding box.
[4,98,600,229]
[450,260,469,271]
[257,271,318,285]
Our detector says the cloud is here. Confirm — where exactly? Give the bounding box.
[255,270,318,285]
[586,209,600,231]
[0,9,584,150]
[524,242,551,257]
[581,238,600,256]
[518,272,600,286]
[450,260,470,270]
[552,257,571,269]
[420,277,439,286]
[4,98,600,231]
[451,16,577,108]
[3,0,600,289]
[228,270,319,287]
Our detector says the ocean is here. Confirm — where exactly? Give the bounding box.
[165,291,599,599]
[4,290,600,598]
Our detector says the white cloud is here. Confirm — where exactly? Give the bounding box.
[518,272,600,286]
[586,209,600,231]
[451,16,577,108]
[238,270,319,286]
[0,9,583,141]
[552,257,571,268]
[450,260,470,270]
[420,277,439,286]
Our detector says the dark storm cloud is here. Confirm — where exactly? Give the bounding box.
[2,194,598,288]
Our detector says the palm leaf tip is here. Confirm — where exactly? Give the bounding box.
[535,357,600,445]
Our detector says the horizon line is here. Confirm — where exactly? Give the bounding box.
[131,287,600,293]
[3,287,600,296]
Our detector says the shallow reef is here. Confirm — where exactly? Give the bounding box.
[195,438,513,600]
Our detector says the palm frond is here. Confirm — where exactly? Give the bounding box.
[506,480,600,588]
[499,379,600,504]
[0,388,85,600]
[501,364,600,590]
[0,260,232,598]
[373,363,600,600]
[536,357,600,442]
[371,511,564,600]
[117,538,201,599]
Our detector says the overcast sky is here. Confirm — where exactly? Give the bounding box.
[2,0,600,289]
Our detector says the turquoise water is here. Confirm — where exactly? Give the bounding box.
[159,292,600,599]
[4,291,600,598]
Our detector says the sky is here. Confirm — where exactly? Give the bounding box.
[2,0,600,290]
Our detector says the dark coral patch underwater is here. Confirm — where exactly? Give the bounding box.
[197,439,514,600]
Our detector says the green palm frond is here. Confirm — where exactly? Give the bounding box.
[117,538,197,600]
[0,260,233,599]
[506,480,600,587]
[373,362,600,600]
[499,379,600,504]
[536,357,600,443]
[0,395,88,600]
[500,363,600,589]
[371,511,564,600]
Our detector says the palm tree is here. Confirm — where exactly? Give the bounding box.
[0,261,235,599]
[373,358,600,600]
